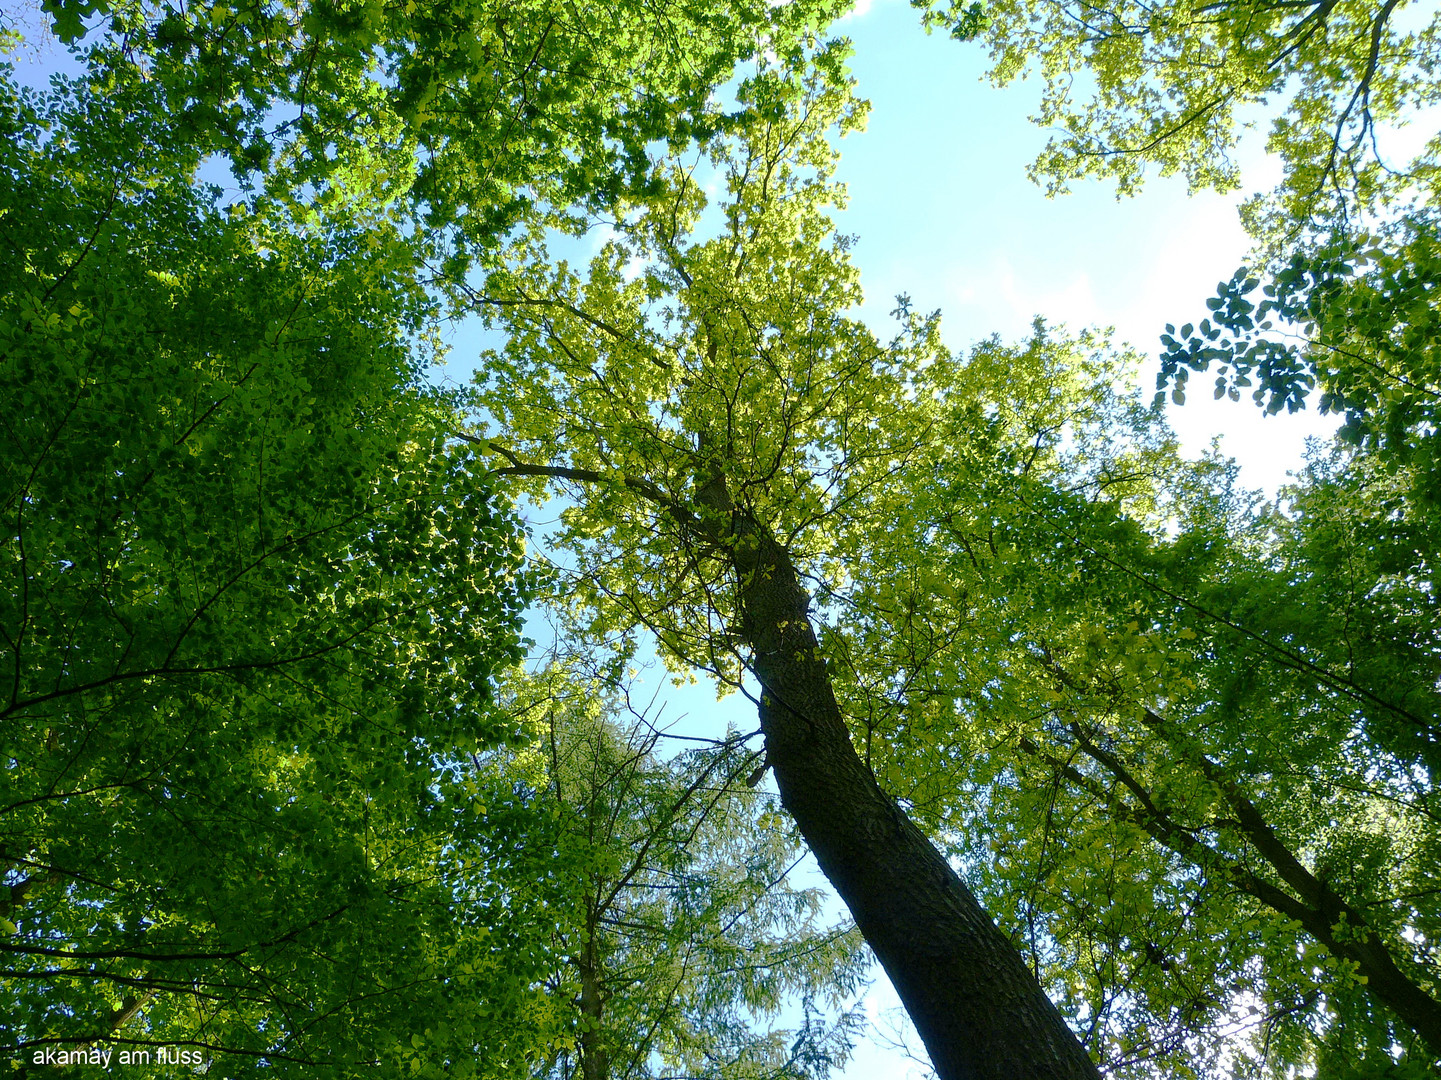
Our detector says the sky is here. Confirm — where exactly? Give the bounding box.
[4,3,1363,1075]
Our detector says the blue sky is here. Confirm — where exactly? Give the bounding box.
[829,0,1340,494]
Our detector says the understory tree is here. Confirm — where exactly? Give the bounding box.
[508,666,866,1080]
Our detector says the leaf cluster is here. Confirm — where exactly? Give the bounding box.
[34,0,852,268]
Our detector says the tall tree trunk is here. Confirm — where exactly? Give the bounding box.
[497,455,1101,1078]
[727,512,1100,1080]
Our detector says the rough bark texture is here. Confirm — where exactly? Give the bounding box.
[727,514,1101,1080]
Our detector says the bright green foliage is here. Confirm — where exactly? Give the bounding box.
[0,64,561,1075]
[507,668,865,1080]
[469,48,921,691]
[850,332,1441,1073]
[842,7,1441,1063]
[467,56,1121,1063]
[34,0,850,266]
[914,0,1441,238]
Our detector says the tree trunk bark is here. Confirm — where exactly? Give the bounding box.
[728,515,1100,1080]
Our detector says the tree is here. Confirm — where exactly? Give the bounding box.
[468,60,1106,1080]
[868,385,1441,1074]
[509,665,866,1080]
[6,1,924,1071]
[1,60,560,1075]
[975,223,1441,1075]
[467,48,1441,1074]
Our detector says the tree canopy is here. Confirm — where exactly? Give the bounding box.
[5,0,1440,1077]
[37,0,848,263]
[464,37,1441,1076]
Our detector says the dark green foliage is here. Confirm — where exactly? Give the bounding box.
[0,65,557,1076]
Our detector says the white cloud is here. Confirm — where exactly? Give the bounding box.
[837,0,875,22]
